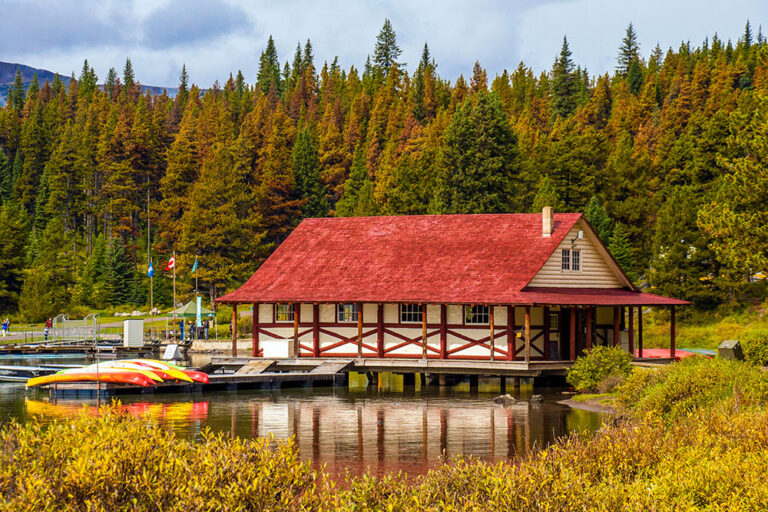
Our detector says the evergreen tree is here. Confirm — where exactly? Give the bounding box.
[0,150,11,204]
[123,58,135,89]
[531,175,564,212]
[373,19,402,76]
[0,203,27,312]
[617,23,640,75]
[584,196,613,243]
[292,128,329,218]
[18,218,74,322]
[626,58,644,95]
[102,238,133,306]
[336,145,376,216]
[432,92,519,213]
[551,36,578,117]
[179,64,189,97]
[9,68,25,111]
[105,67,118,98]
[608,223,637,280]
[78,60,98,97]
[257,35,282,96]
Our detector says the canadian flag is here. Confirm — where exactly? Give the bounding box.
[165,255,175,270]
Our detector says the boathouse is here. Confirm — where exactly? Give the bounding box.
[217,208,687,362]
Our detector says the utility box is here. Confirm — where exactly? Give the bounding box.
[123,319,144,348]
[718,339,743,361]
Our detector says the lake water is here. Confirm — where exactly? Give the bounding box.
[0,354,606,478]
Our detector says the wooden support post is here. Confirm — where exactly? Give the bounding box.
[638,307,644,358]
[421,304,428,359]
[251,303,259,357]
[524,306,531,363]
[489,306,495,361]
[628,306,635,357]
[357,303,363,359]
[613,306,620,347]
[670,305,676,360]
[293,304,300,358]
[231,304,238,357]
[313,304,320,357]
[543,306,550,361]
[585,306,592,351]
[569,308,576,361]
[507,305,515,361]
[377,304,384,358]
[440,304,447,359]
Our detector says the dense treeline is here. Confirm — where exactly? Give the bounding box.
[1,20,767,321]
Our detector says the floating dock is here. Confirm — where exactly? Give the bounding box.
[29,356,674,397]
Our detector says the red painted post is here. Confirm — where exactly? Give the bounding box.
[357,302,363,359]
[489,306,495,361]
[613,306,620,347]
[377,304,385,358]
[312,304,320,357]
[628,306,635,357]
[251,303,259,357]
[440,304,447,359]
[525,306,531,363]
[670,306,676,360]
[638,307,644,357]
[293,304,300,358]
[508,305,516,361]
[569,308,576,361]
[421,304,428,359]
[231,304,238,357]
[543,306,550,361]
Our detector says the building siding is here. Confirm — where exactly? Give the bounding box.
[527,221,625,288]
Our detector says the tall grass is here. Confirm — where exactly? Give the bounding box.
[4,359,768,512]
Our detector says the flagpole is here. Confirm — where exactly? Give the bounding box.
[173,250,176,310]
[195,254,199,296]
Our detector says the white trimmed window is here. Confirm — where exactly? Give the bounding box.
[464,305,490,325]
[337,303,359,322]
[562,249,581,271]
[275,303,294,322]
[400,304,423,323]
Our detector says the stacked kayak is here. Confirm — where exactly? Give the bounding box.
[26,359,209,388]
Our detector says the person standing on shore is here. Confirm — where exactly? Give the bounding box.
[44,318,52,340]
[1,319,7,337]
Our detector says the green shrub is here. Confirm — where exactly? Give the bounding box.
[566,345,632,392]
[616,356,768,420]
[741,329,768,366]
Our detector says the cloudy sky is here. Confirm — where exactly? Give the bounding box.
[1,0,766,87]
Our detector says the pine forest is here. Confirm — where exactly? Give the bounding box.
[1,20,767,321]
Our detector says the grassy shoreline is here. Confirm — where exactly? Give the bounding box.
[2,358,768,510]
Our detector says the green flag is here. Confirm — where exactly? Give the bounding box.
[191,257,198,273]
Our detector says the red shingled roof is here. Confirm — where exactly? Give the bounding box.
[217,214,688,306]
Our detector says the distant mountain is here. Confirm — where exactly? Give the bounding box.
[0,61,177,105]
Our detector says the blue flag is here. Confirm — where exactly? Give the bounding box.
[191,258,198,273]
[147,261,154,278]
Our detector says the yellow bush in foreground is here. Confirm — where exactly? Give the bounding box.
[2,402,768,511]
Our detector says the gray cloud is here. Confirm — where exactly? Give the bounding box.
[142,0,251,49]
[1,0,766,88]
[0,0,132,53]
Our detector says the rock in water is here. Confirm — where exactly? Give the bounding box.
[492,394,517,405]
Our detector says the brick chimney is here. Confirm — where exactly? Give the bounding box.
[542,206,554,237]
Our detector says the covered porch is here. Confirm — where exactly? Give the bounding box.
[223,290,684,362]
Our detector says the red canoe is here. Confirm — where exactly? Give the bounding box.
[27,371,156,388]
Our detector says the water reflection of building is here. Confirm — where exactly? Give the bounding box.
[240,397,586,476]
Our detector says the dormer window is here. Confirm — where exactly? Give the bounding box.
[562,249,580,271]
